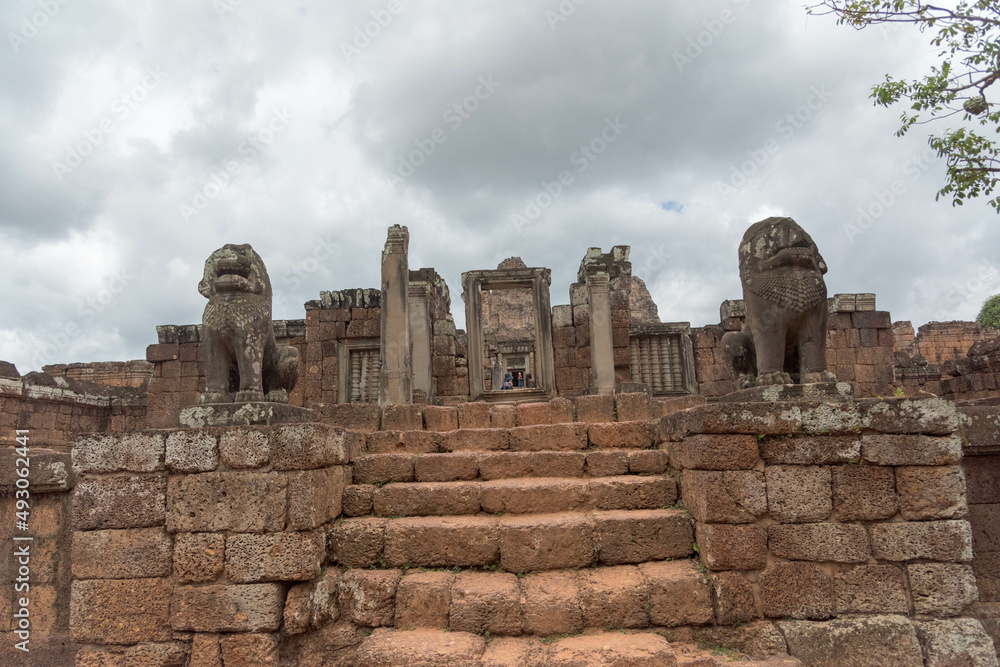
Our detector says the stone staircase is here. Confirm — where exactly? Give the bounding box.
[314,402,802,666]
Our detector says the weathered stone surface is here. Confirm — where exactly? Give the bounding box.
[722,382,852,403]
[759,562,833,619]
[218,426,271,469]
[616,392,654,422]
[547,632,677,666]
[682,469,767,523]
[665,402,803,437]
[72,527,172,579]
[575,394,615,423]
[759,435,860,465]
[589,476,676,510]
[519,571,583,636]
[858,397,962,435]
[270,424,361,469]
[457,401,491,429]
[284,567,340,635]
[165,430,218,473]
[190,633,222,667]
[834,564,909,614]
[342,483,375,518]
[288,466,346,530]
[180,402,315,427]
[170,584,285,632]
[640,560,713,626]
[328,517,387,568]
[832,465,897,521]
[382,404,423,431]
[340,569,402,627]
[166,471,286,533]
[376,481,481,516]
[765,465,831,523]
[712,571,760,625]
[780,616,923,667]
[354,628,486,667]
[480,636,550,667]
[516,398,574,426]
[415,452,480,482]
[450,572,522,636]
[768,523,869,562]
[73,474,167,530]
[282,620,366,667]
[869,520,973,562]
[173,532,225,583]
[510,423,588,451]
[588,421,655,449]
[354,453,415,484]
[908,563,979,616]
[424,405,459,432]
[697,523,767,571]
[71,578,172,644]
[861,434,962,465]
[73,432,165,474]
[384,516,500,568]
[579,565,649,629]
[896,465,967,520]
[670,434,760,470]
[916,618,999,667]
[500,512,593,572]
[628,449,669,474]
[593,509,693,565]
[585,450,629,477]
[219,633,278,667]
[395,571,454,630]
[226,531,324,582]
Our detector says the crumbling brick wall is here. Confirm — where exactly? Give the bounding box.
[42,360,153,389]
[896,320,998,365]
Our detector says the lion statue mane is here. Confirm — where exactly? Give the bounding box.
[722,217,837,389]
[197,243,299,404]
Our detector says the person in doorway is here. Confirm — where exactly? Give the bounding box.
[526,373,535,388]
[502,372,513,390]
[517,372,523,388]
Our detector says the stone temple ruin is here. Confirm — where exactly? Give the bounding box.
[5,219,1000,665]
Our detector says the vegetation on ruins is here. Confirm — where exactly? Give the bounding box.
[976,292,1000,327]
[809,1,1000,210]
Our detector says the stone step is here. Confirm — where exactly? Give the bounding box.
[352,449,669,484]
[357,475,677,518]
[363,421,656,456]
[329,509,693,572]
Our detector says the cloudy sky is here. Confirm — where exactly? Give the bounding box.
[1,0,996,373]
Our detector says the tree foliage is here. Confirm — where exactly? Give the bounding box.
[977,293,1000,328]
[808,1,1000,210]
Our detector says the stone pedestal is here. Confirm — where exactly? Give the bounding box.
[719,382,855,404]
[179,402,316,428]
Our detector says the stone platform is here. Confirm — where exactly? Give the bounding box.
[719,382,854,404]
[179,402,316,427]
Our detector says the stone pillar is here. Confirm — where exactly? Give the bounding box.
[408,281,432,398]
[379,225,412,407]
[587,270,615,394]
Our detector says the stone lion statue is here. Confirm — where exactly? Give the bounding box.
[722,217,837,388]
[197,243,299,404]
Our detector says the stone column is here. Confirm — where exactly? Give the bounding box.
[587,270,615,394]
[462,273,485,400]
[379,225,412,407]
[408,281,432,399]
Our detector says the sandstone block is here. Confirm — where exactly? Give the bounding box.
[588,421,655,449]
[670,435,759,470]
[696,523,767,571]
[510,423,588,451]
[120,641,189,666]
[834,564,908,614]
[72,527,172,579]
[481,636,550,667]
[270,423,361,470]
[375,481,481,516]
[354,453,415,484]
[165,430,218,473]
[832,465,897,521]
[171,584,284,632]
[450,572,522,636]
[519,571,583,636]
[682,470,766,523]
[593,509,694,565]
[440,428,508,452]
[382,404,423,431]
[384,516,500,568]
[173,532,225,583]
[780,616,923,666]
[71,578,172,644]
[339,568,402,627]
[328,517,387,568]
[896,465,968,520]
[190,633,221,667]
[547,633,676,667]
[758,435,861,465]
[672,402,802,436]
[166,471,286,533]
[916,618,1000,667]
[490,404,516,428]
[640,560,713,626]
[73,432,165,474]
[226,531,324,582]
[578,565,649,629]
[415,452,479,482]
[869,520,973,562]
[628,449,669,474]
[858,397,961,434]
[970,504,1000,552]
[288,466,346,530]
[765,465,832,523]
[457,402,491,429]
[585,450,629,477]
[861,434,962,466]
[575,394,615,423]
[284,567,340,635]
[219,633,277,667]
[759,562,833,619]
[768,523,869,563]
[395,571,454,629]
[354,628,486,667]
[218,426,271,469]
[616,392,653,421]
[908,563,979,616]
[516,398,574,426]
[423,405,459,431]
[342,484,375,516]
[365,430,404,454]
[480,451,586,480]
[589,476,676,510]
[73,474,167,530]
[499,512,593,572]
[712,571,760,625]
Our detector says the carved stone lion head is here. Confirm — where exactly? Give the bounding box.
[198,243,271,299]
